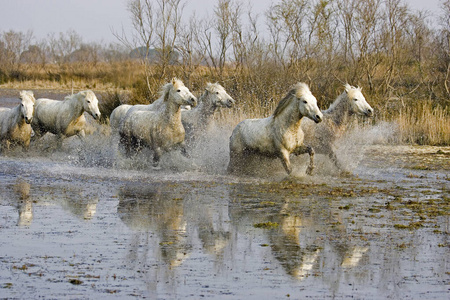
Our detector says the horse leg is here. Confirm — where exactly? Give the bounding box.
[328,150,342,170]
[152,147,162,170]
[180,142,190,158]
[227,149,243,174]
[294,145,315,175]
[119,132,132,157]
[77,129,86,141]
[56,135,64,149]
[280,149,293,175]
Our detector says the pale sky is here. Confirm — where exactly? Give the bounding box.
[0,0,443,45]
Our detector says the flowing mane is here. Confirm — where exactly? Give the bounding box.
[326,84,359,112]
[273,82,311,118]
[205,82,222,94]
[228,82,322,175]
[325,91,348,113]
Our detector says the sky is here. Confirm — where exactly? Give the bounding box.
[0,0,444,45]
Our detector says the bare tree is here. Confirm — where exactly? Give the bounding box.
[0,30,33,73]
[176,13,208,81]
[353,0,382,91]
[381,0,409,92]
[439,0,450,96]
[113,0,185,95]
[47,29,82,65]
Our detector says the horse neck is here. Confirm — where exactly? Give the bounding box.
[11,105,24,125]
[195,92,217,124]
[67,94,85,119]
[162,98,182,124]
[323,93,352,129]
[273,98,303,130]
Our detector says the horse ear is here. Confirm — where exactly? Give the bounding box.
[344,83,351,93]
[80,91,87,97]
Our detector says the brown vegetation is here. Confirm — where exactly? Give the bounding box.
[0,0,449,145]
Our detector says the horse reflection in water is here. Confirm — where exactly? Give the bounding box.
[37,185,98,220]
[117,183,232,270]
[14,178,33,227]
[117,183,191,269]
[228,186,370,281]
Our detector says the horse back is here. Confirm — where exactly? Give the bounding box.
[34,98,61,126]
[0,108,12,136]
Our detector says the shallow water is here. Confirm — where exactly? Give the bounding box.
[0,92,448,298]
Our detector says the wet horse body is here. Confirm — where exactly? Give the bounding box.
[181,83,234,146]
[119,78,197,168]
[301,84,373,171]
[0,90,35,151]
[228,82,323,175]
[32,90,101,142]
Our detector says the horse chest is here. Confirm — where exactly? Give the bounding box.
[151,123,184,147]
[279,127,303,151]
[9,122,31,144]
[64,115,86,136]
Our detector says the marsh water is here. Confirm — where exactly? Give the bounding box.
[0,91,449,299]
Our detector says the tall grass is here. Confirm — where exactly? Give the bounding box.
[1,61,449,146]
[395,102,450,145]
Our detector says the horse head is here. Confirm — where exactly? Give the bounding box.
[167,78,197,107]
[294,83,323,123]
[344,84,373,117]
[19,90,35,124]
[205,82,235,108]
[80,90,101,120]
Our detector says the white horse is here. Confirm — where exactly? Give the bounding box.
[0,90,35,151]
[228,82,323,175]
[110,82,197,134]
[301,84,373,171]
[32,90,101,144]
[109,104,132,133]
[119,78,197,168]
[182,82,235,146]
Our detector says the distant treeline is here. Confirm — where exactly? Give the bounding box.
[0,0,449,144]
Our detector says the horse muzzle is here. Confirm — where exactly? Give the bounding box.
[226,98,235,108]
[24,117,32,124]
[365,108,373,117]
[91,112,101,120]
[313,114,323,123]
[189,97,198,108]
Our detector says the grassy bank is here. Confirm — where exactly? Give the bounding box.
[0,61,448,146]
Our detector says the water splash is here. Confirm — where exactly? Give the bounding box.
[1,120,399,182]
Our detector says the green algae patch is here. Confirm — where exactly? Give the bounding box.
[253,222,279,229]
[394,222,424,230]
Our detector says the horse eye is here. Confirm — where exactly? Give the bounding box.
[216,92,219,94]
[177,89,181,92]
[354,98,358,101]
[21,104,24,107]
[303,100,307,104]
[87,100,91,103]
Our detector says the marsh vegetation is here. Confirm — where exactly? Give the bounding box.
[0,0,449,145]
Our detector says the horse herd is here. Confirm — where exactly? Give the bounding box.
[0,78,373,175]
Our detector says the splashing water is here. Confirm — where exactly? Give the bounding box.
[1,118,399,183]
